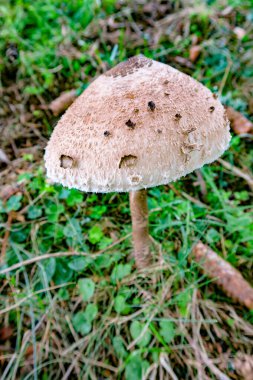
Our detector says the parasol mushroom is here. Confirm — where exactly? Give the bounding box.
[44,55,231,268]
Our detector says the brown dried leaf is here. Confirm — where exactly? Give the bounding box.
[0,326,14,341]
[13,211,25,223]
[226,106,253,135]
[189,45,202,63]
[49,90,77,116]
[25,345,34,357]
[192,242,253,310]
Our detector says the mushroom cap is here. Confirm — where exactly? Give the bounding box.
[45,55,231,192]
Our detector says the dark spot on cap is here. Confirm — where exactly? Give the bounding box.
[163,80,169,85]
[126,119,136,129]
[104,131,111,137]
[134,108,139,113]
[182,126,197,134]
[148,101,156,111]
[164,91,170,96]
[213,93,218,99]
[130,175,141,184]
[60,155,74,169]
[119,155,137,169]
[181,143,201,155]
[175,113,182,120]
[157,129,162,134]
[209,106,215,113]
[126,92,135,100]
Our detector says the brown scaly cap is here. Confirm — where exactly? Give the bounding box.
[45,55,231,192]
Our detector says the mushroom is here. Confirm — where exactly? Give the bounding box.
[45,55,231,268]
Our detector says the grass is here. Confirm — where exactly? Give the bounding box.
[0,0,253,379]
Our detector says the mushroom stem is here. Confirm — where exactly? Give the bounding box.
[129,189,151,268]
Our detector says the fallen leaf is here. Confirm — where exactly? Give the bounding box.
[191,242,253,310]
[226,106,253,135]
[49,90,77,116]
[189,45,202,62]
[13,211,25,223]
[0,326,14,341]
[25,345,34,357]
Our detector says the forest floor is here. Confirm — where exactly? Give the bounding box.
[0,1,253,379]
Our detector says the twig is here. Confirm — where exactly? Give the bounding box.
[62,351,82,380]
[196,169,207,197]
[49,89,77,116]
[169,184,209,209]
[143,363,158,380]
[191,241,253,310]
[197,347,231,380]
[218,158,253,191]
[76,357,118,373]
[19,190,47,215]
[0,283,74,315]
[0,233,131,276]
[0,211,14,262]
[0,353,17,380]
[0,252,88,276]
[160,354,178,380]
[219,59,232,95]
[191,289,205,380]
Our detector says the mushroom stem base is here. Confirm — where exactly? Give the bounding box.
[129,189,151,268]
